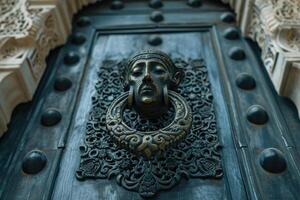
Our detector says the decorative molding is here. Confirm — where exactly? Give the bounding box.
[0,0,300,136]
[0,0,97,136]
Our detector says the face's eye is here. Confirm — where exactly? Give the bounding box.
[131,67,143,77]
[153,65,167,75]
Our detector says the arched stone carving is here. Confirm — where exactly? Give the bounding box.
[0,0,97,135]
[0,0,300,136]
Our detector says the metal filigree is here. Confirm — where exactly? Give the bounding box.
[76,58,223,197]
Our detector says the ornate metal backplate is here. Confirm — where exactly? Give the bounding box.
[76,58,223,197]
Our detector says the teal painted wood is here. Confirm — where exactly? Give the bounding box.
[0,1,299,199]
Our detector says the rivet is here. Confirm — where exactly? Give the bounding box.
[187,0,202,7]
[221,12,236,23]
[229,47,246,60]
[54,77,72,92]
[150,11,164,22]
[223,27,239,40]
[22,150,47,174]
[259,148,287,173]
[149,0,163,8]
[148,35,162,46]
[236,73,256,90]
[247,105,269,125]
[76,17,91,27]
[41,109,62,126]
[71,33,86,45]
[64,52,80,65]
[111,1,124,10]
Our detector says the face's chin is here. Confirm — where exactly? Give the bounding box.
[138,92,159,105]
[137,84,159,104]
[140,96,155,104]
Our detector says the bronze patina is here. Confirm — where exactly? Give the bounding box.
[106,50,192,158]
[124,49,184,118]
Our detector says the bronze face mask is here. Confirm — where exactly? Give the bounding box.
[124,49,184,118]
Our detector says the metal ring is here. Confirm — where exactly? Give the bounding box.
[106,91,192,159]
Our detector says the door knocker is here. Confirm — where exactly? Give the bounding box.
[77,49,222,197]
[106,50,192,158]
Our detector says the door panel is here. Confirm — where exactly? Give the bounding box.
[0,1,300,200]
[51,32,245,199]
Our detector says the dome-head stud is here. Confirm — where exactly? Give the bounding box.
[223,27,239,40]
[54,77,72,92]
[236,73,256,90]
[150,11,164,22]
[22,150,47,174]
[259,148,287,174]
[229,47,246,60]
[149,0,163,9]
[71,33,86,45]
[221,12,236,23]
[41,109,62,127]
[111,1,124,10]
[148,35,162,46]
[76,17,91,27]
[246,105,269,125]
[187,0,202,8]
[64,52,80,65]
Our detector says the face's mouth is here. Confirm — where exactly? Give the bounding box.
[139,83,156,95]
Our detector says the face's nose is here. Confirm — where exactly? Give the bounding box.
[143,73,152,82]
[143,61,153,82]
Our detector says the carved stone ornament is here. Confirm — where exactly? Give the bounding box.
[0,0,300,139]
[227,0,300,119]
[0,0,98,136]
[77,57,222,197]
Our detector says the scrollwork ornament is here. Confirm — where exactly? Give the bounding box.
[278,29,300,52]
[271,0,300,22]
[0,0,31,37]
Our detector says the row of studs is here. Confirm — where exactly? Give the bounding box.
[21,18,90,175]
[148,0,163,46]
[222,14,287,174]
[146,0,204,45]
[111,0,203,10]
[147,11,237,46]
